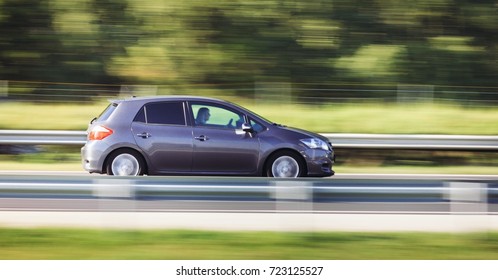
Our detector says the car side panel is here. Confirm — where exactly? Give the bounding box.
[192,126,260,174]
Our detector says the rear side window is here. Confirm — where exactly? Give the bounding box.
[97,103,118,122]
[134,107,146,123]
[133,102,186,125]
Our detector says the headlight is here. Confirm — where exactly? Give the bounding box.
[300,138,329,150]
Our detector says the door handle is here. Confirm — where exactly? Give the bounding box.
[194,135,209,141]
[137,132,151,139]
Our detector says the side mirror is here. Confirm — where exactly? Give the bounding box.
[241,123,254,133]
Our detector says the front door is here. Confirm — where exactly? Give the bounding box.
[190,102,260,175]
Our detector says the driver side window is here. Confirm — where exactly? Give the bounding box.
[191,103,244,129]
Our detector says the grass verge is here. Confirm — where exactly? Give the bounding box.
[2,100,498,135]
[0,228,497,259]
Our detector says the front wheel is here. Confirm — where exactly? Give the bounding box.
[106,150,145,176]
[265,152,306,178]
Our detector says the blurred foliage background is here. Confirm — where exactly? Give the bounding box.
[0,0,496,104]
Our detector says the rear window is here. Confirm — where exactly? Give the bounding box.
[133,102,186,126]
[97,103,118,122]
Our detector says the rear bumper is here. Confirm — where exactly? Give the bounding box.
[81,141,109,174]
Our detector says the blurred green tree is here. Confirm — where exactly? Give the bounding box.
[0,0,496,101]
[0,0,64,82]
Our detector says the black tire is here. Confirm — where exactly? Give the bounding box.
[265,151,306,178]
[106,149,145,176]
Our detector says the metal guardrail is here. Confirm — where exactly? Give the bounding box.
[0,130,498,150]
[327,133,498,150]
[1,175,497,232]
[0,130,86,145]
[0,175,496,206]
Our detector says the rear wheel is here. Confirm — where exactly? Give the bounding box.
[106,150,145,176]
[265,151,306,178]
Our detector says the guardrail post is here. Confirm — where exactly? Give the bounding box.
[92,179,135,199]
[271,180,313,231]
[93,179,136,210]
[271,181,312,202]
[444,181,488,214]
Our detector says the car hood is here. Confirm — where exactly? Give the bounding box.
[277,125,330,142]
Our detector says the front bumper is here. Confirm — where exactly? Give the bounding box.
[303,149,335,177]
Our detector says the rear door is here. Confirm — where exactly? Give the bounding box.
[131,101,193,173]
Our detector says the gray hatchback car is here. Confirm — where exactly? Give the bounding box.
[81,96,335,177]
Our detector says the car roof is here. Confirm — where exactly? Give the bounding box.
[115,95,224,104]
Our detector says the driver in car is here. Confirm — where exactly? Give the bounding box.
[195,107,210,125]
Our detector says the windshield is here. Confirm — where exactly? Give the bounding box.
[228,101,275,125]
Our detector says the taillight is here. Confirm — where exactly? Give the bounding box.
[88,125,113,140]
